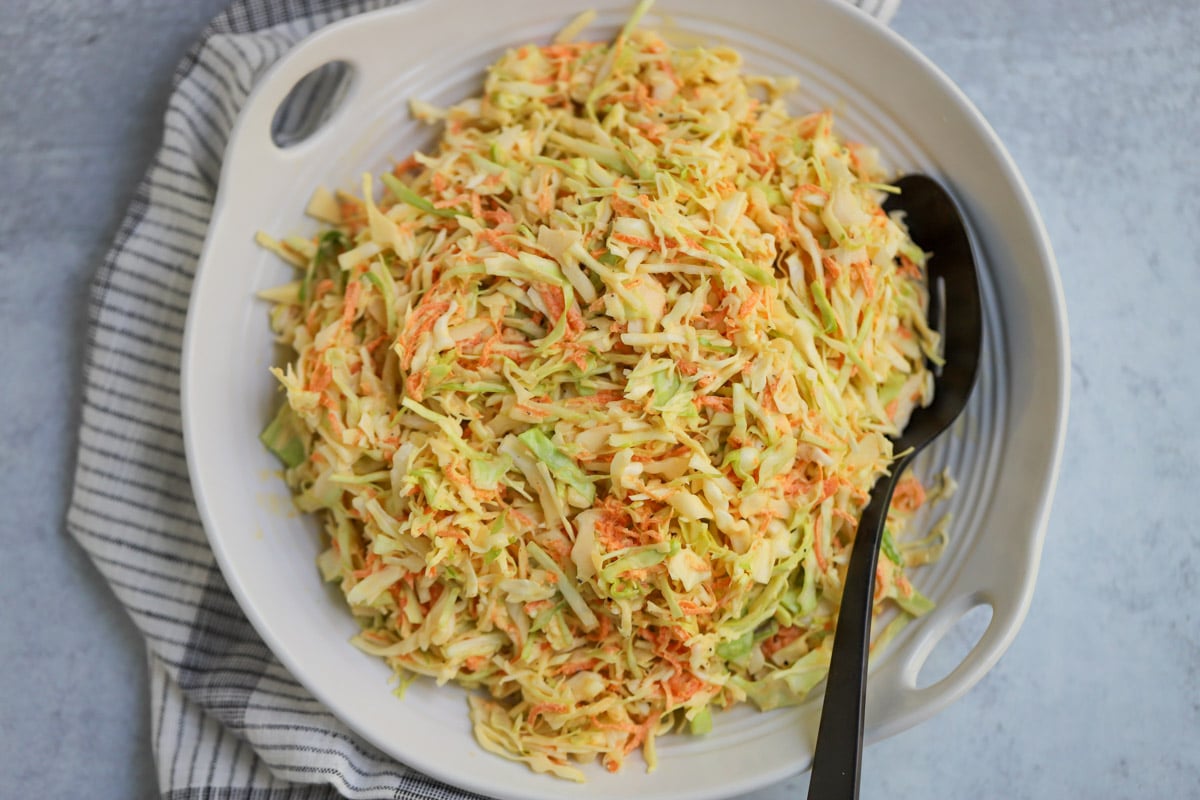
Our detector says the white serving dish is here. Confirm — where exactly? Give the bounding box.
[181,1,1069,798]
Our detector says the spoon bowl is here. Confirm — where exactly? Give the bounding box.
[807,174,983,799]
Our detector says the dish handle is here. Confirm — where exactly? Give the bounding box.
[867,582,1030,736]
[220,1,433,177]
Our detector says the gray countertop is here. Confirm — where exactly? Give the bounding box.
[1,0,1196,797]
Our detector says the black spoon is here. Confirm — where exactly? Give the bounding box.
[806,174,983,800]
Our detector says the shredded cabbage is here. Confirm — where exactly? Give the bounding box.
[260,4,943,782]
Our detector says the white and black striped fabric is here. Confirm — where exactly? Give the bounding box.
[66,0,901,797]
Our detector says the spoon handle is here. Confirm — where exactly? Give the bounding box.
[806,452,913,800]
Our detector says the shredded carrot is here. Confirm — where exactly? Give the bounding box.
[898,253,922,278]
[892,476,926,512]
[611,232,662,251]
[340,279,362,330]
[477,227,519,257]
[761,625,803,659]
[556,658,600,676]
[392,155,420,176]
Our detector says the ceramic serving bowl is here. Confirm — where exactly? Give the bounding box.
[181,2,1069,797]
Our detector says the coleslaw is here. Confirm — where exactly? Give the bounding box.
[258,3,944,781]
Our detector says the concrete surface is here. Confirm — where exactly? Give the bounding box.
[0,0,1196,797]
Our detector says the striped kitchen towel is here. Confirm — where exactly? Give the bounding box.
[65,0,901,797]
